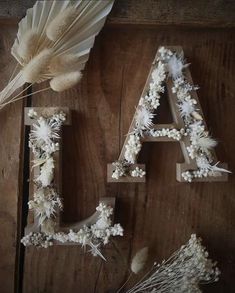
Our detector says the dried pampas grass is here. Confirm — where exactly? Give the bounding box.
[131,247,148,274]
[50,71,82,92]
[46,6,77,42]
[16,30,40,64]
[22,48,53,83]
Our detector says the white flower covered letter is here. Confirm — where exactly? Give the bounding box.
[107,46,229,183]
[22,108,123,259]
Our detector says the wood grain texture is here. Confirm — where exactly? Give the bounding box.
[0,0,235,27]
[0,24,23,293]
[21,24,235,293]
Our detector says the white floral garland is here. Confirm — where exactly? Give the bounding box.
[112,47,229,182]
[21,110,123,258]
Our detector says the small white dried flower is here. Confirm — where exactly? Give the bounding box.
[111,161,128,179]
[36,157,55,187]
[124,134,141,164]
[178,99,195,121]
[135,107,154,133]
[167,54,189,79]
[28,108,38,118]
[131,167,146,178]
[21,232,53,248]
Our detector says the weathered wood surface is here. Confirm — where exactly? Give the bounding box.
[0,4,234,293]
[21,25,235,293]
[0,0,235,27]
[0,24,23,293]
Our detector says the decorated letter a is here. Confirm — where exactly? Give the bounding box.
[107,46,229,183]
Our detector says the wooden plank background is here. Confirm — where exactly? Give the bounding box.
[0,1,235,293]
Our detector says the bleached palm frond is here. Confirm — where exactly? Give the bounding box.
[0,0,115,109]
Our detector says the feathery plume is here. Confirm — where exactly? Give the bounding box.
[16,29,40,64]
[22,48,53,83]
[131,247,148,274]
[167,53,189,79]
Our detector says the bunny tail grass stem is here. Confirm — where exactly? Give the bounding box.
[0,82,32,108]
[117,273,133,293]
[0,86,50,108]
[8,63,19,84]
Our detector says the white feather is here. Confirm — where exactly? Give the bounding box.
[197,136,217,152]
[135,107,155,132]
[167,54,189,79]
[178,100,195,121]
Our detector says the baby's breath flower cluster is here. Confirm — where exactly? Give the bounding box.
[148,128,186,141]
[112,49,170,180]
[22,203,123,259]
[131,167,146,178]
[21,232,53,248]
[127,234,220,293]
[124,134,142,164]
[22,110,65,238]
[169,56,230,181]
[28,188,62,226]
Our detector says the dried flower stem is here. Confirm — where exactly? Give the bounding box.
[0,87,50,108]
[117,273,133,293]
[127,234,220,293]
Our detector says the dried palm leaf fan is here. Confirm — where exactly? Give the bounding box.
[0,0,114,109]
